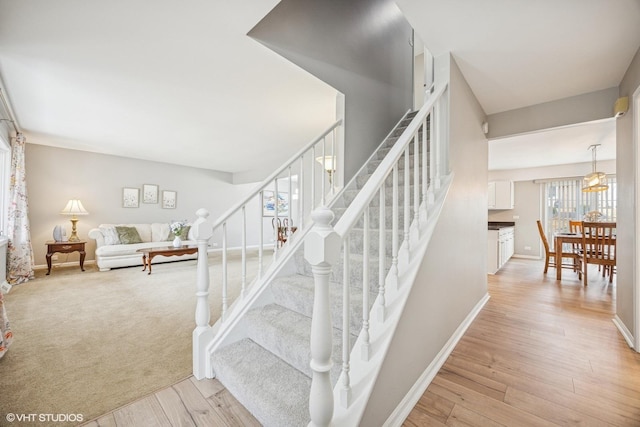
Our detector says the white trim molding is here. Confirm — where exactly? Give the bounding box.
[382,292,491,427]
[613,315,635,350]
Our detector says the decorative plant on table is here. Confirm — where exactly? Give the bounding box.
[170,221,186,247]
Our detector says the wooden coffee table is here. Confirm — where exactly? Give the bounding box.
[137,245,198,275]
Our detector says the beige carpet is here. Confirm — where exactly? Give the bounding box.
[0,250,264,426]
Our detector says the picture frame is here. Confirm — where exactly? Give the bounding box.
[142,184,159,204]
[262,190,289,217]
[122,187,140,208]
[162,190,177,209]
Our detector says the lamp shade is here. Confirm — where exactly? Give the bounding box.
[315,155,336,171]
[582,144,609,192]
[582,172,608,192]
[60,199,88,216]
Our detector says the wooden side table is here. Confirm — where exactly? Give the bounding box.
[46,241,86,275]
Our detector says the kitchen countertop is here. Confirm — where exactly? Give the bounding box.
[488,221,515,230]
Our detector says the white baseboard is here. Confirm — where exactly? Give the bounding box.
[511,254,541,260]
[383,292,491,427]
[612,315,636,350]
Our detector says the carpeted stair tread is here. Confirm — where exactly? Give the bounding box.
[244,303,346,383]
[271,274,372,333]
[211,338,310,427]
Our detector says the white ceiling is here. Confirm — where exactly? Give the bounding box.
[1,1,640,176]
[488,119,616,170]
[397,0,640,171]
[0,0,337,175]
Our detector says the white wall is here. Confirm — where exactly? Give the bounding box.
[488,181,542,258]
[248,0,414,183]
[361,54,488,425]
[26,144,259,267]
[616,45,640,341]
[487,87,619,139]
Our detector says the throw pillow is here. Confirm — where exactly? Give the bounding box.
[99,226,120,245]
[115,226,143,244]
[167,225,191,240]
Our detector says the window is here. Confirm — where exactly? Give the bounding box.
[544,176,617,248]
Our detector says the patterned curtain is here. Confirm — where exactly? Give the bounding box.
[7,133,34,284]
[0,291,12,359]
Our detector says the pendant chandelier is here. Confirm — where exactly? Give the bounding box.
[582,144,608,192]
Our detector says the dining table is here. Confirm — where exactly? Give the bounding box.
[554,232,583,280]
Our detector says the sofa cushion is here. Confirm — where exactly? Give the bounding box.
[100,226,120,245]
[115,226,143,244]
[151,223,171,242]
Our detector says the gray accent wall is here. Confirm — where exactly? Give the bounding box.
[488,87,619,138]
[616,46,640,341]
[248,0,413,182]
[25,144,260,268]
[361,54,489,424]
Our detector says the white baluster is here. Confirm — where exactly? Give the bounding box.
[341,235,351,408]
[321,136,326,206]
[258,191,264,277]
[413,134,420,236]
[434,99,442,189]
[378,186,386,322]
[304,207,340,427]
[311,145,316,210]
[241,206,246,298]
[389,165,399,289]
[222,222,228,321]
[288,166,293,238]
[192,208,214,380]
[299,155,305,230]
[428,108,436,205]
[331,128,337,195]
[274,179,279,255]
[362,207,370,361]
[422,116,428,213]
[404,147,411,256]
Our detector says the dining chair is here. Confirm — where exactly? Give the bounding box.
[568,220,583,255]
[536,220,582,278]
[272,218,286,247]
[272,218,296,247]
[569,220,582,233]
[581,221,616,285]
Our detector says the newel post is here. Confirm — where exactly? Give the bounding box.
[192,208,214,380]
[304,206,341,427]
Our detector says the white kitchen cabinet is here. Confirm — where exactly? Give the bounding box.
[488,180,514,209]
[488,226,515,274]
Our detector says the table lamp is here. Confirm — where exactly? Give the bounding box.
[60,199,88,242]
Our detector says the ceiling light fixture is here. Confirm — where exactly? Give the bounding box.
[582,144,608,192]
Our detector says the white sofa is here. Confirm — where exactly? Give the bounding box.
[88,223,199,271]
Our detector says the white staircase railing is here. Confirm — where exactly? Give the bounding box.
[304,81,450,426]
[192,119,342,379]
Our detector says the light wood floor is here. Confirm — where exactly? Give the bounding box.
[404,258,640,426]
[82,258,640,426]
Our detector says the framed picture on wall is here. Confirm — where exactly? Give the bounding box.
[142,184,159,204]
[162,190,177,209]
[122,187,139,208]
[262,191,289,217]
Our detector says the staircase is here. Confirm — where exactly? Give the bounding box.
[191,80,451,426]
[207,112,423,426]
